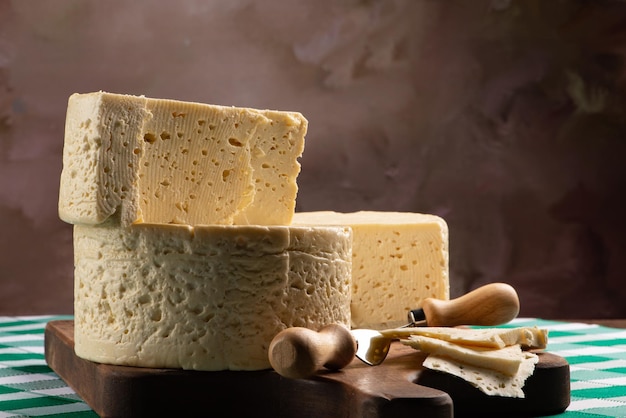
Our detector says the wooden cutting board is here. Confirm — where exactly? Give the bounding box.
[44,320,570,417]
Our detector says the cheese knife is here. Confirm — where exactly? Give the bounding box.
[353,282,520,366]
[269,282,520,378]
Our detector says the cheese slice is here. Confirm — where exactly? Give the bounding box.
[381,326,548,350]
[59,91,307,227]
[73,219,352,371]
[402,335,524,376]
[292,211,449,328]
[423,351,539,398]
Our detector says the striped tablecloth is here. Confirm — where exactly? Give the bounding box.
[1,316,626,417]
[0,316,96,417]
[510,318,626,418]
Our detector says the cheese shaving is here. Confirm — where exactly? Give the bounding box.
[402,335,524,376]
[381,326,548,350]
[423,351,539,398]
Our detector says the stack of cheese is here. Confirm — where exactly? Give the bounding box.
[380,326,548,398]
[58,91,450,371]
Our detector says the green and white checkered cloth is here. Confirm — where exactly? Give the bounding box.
[1,316,625,417]
[490,318,626,418]
[0,316,96,417]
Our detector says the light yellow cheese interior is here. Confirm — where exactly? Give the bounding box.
[292,211,449,328]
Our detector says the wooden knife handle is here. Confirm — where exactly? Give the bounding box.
[268,324,356,379]
[421,282,520,327]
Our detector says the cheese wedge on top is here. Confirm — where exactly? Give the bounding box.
[73,219,352,371]
[59,91,307,227]
[292,211,449,328]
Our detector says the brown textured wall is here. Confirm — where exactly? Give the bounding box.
[1,0,625,318]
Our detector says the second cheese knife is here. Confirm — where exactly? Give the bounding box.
[353,282,520,366]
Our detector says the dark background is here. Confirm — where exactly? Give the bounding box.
[1,0,625,318]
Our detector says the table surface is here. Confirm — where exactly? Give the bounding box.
[1,316,626,417]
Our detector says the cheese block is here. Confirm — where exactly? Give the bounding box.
[402,335,524,376]
[292,211,449,328]
[380,326,548,350]
[59,91,307,227]
[72,219,352,371]
[423,351,539,398]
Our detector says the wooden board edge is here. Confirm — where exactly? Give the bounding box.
[44,320,454,418]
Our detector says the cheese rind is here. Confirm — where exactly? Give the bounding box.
[59,91,307,227]
[59,93,149,226]
[73,220,351,371]
[292,211,449,328]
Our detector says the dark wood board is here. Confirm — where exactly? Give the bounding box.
[44,320,569,418]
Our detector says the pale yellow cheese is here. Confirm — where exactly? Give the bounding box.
[423,351,539,398]
[73,219,351,371]
[381,326,548,350]
[59,91,306,227]
[292,211,449,328]
[399,326,547,397]
[402,335,524,376]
